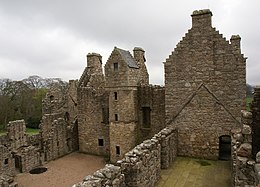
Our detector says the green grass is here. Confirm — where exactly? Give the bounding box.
[246,97,253,111]
[0,131,6,136]
[26,128,40,135]
[0,128,39,136]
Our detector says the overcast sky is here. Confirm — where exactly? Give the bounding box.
[0,0,259,85]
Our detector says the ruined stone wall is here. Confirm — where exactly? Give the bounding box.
[252,86,260,158]
[77,52,109,156]
[0,120,41,181]
[137,85,165,142]
[0,145,15,176]
[133,47,149,86]
[77,87,109,156]
[231,110,255,186]
[41,80,79,161]
[7,120,27,149]
[165,9,246,159]
[74,126,177,187]
[41,116,74,161]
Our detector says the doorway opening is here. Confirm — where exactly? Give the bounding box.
[219,135,231,160]
[14,155,22,173]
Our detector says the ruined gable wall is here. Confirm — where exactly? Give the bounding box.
[165,10,246,159]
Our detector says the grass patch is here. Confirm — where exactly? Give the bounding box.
[0,128,39,136]
[246,97,253,111]
[0,130,7,136]
[196,160,211,166]
[26,128,40,135]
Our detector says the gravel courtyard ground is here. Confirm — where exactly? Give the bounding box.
[14,152,106,187]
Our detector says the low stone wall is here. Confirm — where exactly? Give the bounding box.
[73,126,177,187]
[73,164,124,187]
[231,110,256,186]
[0,175,17,187]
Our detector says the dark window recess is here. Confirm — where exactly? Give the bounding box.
[4,158,8,165]
[115,114,118,121]
[102,108,109,124]
[142,107,151,128]
[64,112,70,121]
[114,63,118,71]
[116,146,120,155]
[114,92,118,100]
[50,95,54,101]
[98,139,104,146]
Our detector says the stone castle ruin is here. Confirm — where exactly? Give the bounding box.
[1,9,260,187]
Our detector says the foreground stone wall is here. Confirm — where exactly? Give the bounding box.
[231,111,255,186]
[73,126,177,187]
[231,88,260,187]
[252,87,260,158]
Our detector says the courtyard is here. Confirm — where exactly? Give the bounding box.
[14,152,106,187]
[157,157,231,187]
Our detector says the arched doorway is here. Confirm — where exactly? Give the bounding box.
[219,135,231,160]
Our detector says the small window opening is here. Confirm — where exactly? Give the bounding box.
[50,95,54,101]
[142,107,151,128]
[114,63,118,71]
[64,112,70,121]
[116,146,120,155]
[4,158,8,165]
[114,92,118,100]
[115,114,118,121]
[98,139,104,146]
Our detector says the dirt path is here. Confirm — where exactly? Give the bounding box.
[15,152,106,187]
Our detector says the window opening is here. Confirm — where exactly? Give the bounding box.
[116,146,120,155]
[114,92,118,100]
[114,63,118,71]
[98,139,104,146]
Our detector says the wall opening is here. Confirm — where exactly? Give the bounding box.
[64,112,70,122]
[4,158,8,165]
[219,135,231,160]
[115,114,118,121]
[116,146,120,155]
[14,155,22,173]
[142,107,151,128]
[98,139,104,146]
[49,95,54,101]
[114,63,118,72]
[114,92,118,100]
